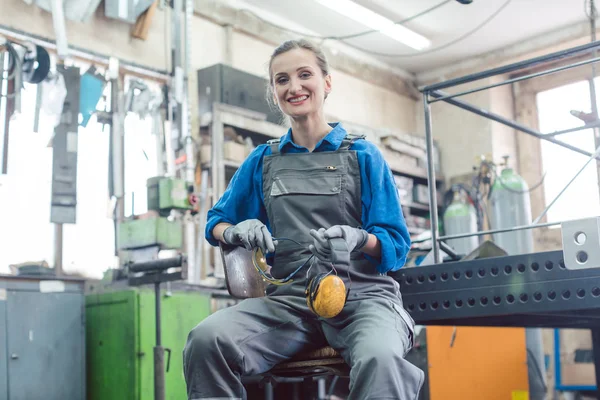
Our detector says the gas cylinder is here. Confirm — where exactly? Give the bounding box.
[489,166,546,400]
[443,189,478,256]
[489,167,534,255]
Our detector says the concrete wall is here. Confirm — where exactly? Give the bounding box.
[416,80,495,180]
[490,77,518,169]
[0,0,417,134]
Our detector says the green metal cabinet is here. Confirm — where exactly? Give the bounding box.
[85,289,211,400]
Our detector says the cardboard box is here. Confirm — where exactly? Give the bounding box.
[559,329,595,387]
[394,175,413,204]
[413,183,430,205]
[378,145,419,173]
[200,142,250,165]
[224,141,248,163]
[200,144,211,164]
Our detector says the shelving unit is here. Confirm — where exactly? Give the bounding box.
[198,103,287,279]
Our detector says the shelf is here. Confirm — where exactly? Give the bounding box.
[408,226,427,235]
[404,202,430,212]
[403,202,444,213]
[390,165,444,183]
[201,160,242,170]
[223,160,241,169]
[200,103,286,139]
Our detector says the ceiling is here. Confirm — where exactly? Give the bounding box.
[228,0,592,75]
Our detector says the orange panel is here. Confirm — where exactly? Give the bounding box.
[426,326,529,400]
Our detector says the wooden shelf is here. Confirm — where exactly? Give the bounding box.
[201,160,242,170]
[390,166,444,184]
[408,226,427,235]
[200,103,286,139]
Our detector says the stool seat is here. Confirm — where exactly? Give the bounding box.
[270,346,349,378]
[290,345,339,361]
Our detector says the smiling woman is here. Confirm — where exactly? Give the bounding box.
[183,38,421,400]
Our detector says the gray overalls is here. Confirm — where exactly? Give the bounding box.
[184,135,424,399]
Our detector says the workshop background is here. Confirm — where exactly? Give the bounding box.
[0,0,599,399]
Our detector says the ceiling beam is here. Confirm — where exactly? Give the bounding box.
[194,0,419,100]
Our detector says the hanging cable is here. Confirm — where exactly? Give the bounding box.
[237,1,452,41]
[492,165,547,194]
[344,0,512,58]
[238,0,511,58]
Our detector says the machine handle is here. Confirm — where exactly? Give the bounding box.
[165,348,172,372]
[128,256,185,273]
[10,353,18,360]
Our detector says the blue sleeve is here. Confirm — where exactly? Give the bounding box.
[204,145,271,246]
[355,141,411,273]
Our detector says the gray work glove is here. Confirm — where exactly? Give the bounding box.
[309,225,368,261]
[223,219,276,254]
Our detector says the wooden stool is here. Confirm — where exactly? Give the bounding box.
[219,243,350,383]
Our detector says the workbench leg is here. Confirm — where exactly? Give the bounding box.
[591,328,600,397]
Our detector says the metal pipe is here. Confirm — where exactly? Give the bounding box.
[155,282,162,345]
[54,223,63,275]
[0,52,8,175]
[110,75,126,225]
[411,221,561,244]
[0,24,170,81]
[183,0,197,283]
[544,120,600,137]
[154,282,165,400]
[588,0,600,209]
[429,90,600,160]
[423,94,440,263]
[428,55,600,104]
[421,40,600,92]
[532,145,600,224]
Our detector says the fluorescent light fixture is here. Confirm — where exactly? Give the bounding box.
[315,0,431,50]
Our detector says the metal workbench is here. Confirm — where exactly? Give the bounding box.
[417,39,600,396]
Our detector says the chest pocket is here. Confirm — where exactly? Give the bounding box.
[270,174,342,197]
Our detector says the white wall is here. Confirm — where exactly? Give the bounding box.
[490,76,518,169]
[416,80,494,180]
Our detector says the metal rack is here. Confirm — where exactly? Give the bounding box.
[198,103,287,280]
[415,39,600,396]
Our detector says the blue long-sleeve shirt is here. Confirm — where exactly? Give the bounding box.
[205,122,411,274]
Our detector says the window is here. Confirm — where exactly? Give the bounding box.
[0,62,161,279]
[536,79,600,223]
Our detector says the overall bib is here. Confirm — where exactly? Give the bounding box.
[183,135,424,400]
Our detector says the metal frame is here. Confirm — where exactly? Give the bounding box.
[418,39,600,396]
[420,39,600,263]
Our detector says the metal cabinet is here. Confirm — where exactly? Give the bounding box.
[0,276,86,400]
[85,287,212,400]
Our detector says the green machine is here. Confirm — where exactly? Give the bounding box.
[146,176,195,216]
[88,176,204,400]
[118,176,196,254]
[86,288,211,400]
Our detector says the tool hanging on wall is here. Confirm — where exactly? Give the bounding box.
[21,44,51,84]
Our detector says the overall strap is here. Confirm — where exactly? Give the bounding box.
[267,138,281,154]
[339,133,366,150]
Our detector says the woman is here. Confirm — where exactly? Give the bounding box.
[183,39,424,400]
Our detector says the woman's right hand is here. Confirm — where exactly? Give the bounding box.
[222,219,276,254]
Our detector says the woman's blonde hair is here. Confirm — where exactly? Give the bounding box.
[266,39,331,116]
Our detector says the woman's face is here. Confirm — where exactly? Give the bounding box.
[270,48,332,119]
